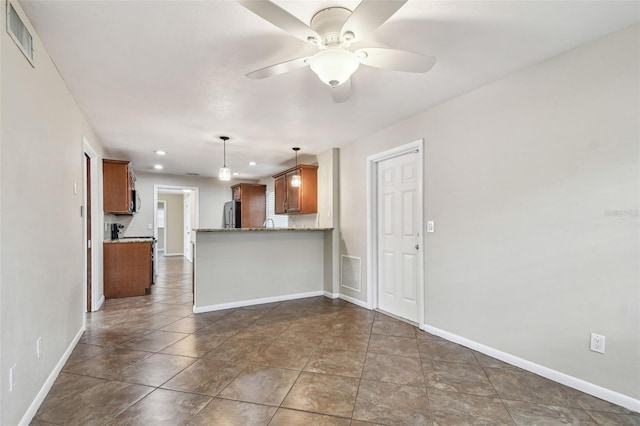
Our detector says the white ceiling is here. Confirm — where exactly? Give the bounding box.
[19,0,639,179]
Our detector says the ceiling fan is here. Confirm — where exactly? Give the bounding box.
[239,0,436,103]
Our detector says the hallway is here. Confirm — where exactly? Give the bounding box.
[31,256,638,425]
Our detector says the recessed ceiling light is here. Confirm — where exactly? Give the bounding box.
[232,172,240,176]
[153,164,163,170]
[248,161,257,166]
[155,150,166,155]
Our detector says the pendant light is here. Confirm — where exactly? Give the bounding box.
[291,147,301,187]
[218,136,231,181]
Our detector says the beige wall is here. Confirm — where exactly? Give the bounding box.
[339,25,639,401]
[1,2,107,423]
[158,194,184,255]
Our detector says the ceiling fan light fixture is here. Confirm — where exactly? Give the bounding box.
[309,49,359,88]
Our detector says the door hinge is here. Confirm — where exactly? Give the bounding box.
[87,240,92,249]
[80,205,84,217]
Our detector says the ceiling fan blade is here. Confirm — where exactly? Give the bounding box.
[239,1,320,44]
[341,0,407,43]
[246,56,310,80]
[330,79,351,103]
[356,48,436,73]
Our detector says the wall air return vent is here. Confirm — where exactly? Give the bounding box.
[341,255,361,292]
[7,3,34,66]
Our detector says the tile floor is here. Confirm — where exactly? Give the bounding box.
[32,256,639,425]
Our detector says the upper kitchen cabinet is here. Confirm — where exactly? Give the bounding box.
[103,159,136,214]
[231,183,266,228]
[273,165,318,215]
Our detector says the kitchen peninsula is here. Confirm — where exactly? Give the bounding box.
[193,228,333,313]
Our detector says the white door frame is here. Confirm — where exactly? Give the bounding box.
[156,200,167,252]
[183,192,192,261]
[82,137,103,313]
[366,139,425,326]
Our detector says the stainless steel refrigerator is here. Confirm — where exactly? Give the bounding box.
[223,200,241,228]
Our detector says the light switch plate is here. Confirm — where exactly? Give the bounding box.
[427,221,435,233]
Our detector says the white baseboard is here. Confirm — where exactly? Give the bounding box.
[163,253,183,257]
[338,293,370,309]
[19,326,85,426]
[194,291,325,313]
[421,324,640,413]
[323,291,338,299]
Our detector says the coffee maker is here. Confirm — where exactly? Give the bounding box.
[110,223,124,240]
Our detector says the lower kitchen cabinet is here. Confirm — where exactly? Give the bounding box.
[104,241,152,299]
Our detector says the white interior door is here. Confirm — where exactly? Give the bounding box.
[184,192,192,262]
[377,151,420,322]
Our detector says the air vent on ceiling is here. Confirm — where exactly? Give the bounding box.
[185,173,200,176]
[341,255,361,292]
[7,3,34,66]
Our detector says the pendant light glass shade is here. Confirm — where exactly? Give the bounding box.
[218,166,231,181]
[309,49,360,88]
[291,147,301,187]
[219,136,231,181]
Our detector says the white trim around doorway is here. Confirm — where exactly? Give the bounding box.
[82,137,103,313]
[366,139,425,325]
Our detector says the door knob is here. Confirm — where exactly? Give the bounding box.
[415,244,419,250]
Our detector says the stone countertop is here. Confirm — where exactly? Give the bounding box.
[104,238,155,244]
[194,227,333,232]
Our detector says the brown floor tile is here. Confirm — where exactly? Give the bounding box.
[203,337,270,365]
[36,373,106,415]
[160,333,226,358]
[368,334,419,358]
[116,353,196,386]
[159,317,209,333]
[363,352,424,386]
[371,319,417,338]
[107,388,211,425]
[188,398,277,425]
[155,304,194,317]
[429,389,514,425]
[424,361,496,397]
[473,351,518,369]
[64,348,152,380]
[64,343,110,367]
[79,328,153,347]
[304,348,366,378]
[282,372,359,418]
[36,381,153,424]
[233,322,289,341]
[503,399,596,425]
[276,328,326,346]
[252,341,316,370]
[485,367,580,408]
[218,365,300,406]
[269,408,351,425]
[418,339,478,364]
[329,321,373,335]
[118,330,189,352]
[194,319,251,338]
[585,410,640,425]
[161,358,244,396]
[320,332,370,353]
[352,379,431,425]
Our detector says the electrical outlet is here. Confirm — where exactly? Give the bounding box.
[37,337,42,358]
[590,333,605,354]
[9,364,16,392]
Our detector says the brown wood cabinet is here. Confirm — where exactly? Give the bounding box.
[230,183,266,228]
[273,165,318,214]
[103,159,135,214]
[104,242,152,299]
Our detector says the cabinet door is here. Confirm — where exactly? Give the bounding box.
[274,176,287,214]
[103,160,131,214]
[285,172,301,213]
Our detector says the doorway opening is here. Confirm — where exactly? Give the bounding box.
[366,139,425,325]
[153,185,199,267]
